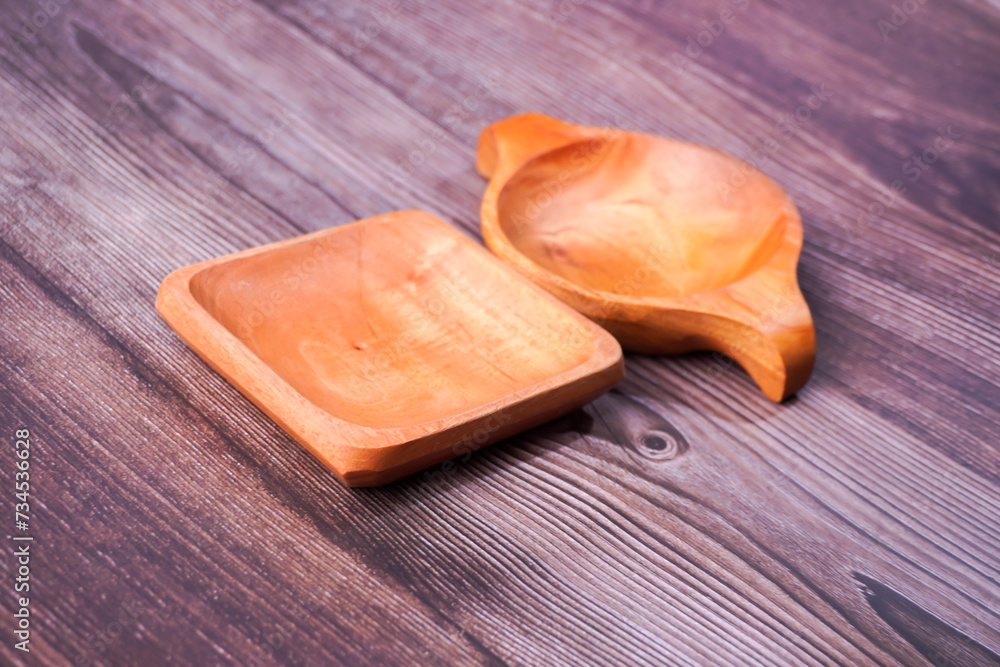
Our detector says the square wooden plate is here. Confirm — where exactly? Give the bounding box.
[156,211,623,486]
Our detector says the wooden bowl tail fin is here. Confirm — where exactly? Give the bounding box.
[717,286,815,402]
[476,113,593,179]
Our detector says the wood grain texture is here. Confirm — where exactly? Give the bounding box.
[1,0,998,665]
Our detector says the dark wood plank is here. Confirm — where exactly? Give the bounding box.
[1,0,999,665]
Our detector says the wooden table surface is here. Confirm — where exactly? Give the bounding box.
[2,0,999,665]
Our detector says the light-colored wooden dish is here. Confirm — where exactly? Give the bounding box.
[477,113,815,402]
[156,211,623,486]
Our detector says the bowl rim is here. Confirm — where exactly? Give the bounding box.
[156,210,623,481]
[480,132,806,318]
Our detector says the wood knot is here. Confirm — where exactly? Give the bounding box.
[639,430,685,460]
[587,390,690,463]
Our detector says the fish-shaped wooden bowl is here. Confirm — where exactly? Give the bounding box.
[157,211,623,486]
[477,113,815,402]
